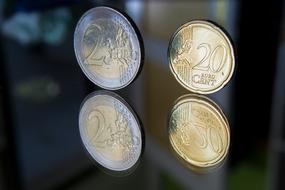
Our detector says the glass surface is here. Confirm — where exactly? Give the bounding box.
[0,1,284,190]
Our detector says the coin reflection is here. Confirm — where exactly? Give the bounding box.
[79,90,143,175]
[168,94,230,172]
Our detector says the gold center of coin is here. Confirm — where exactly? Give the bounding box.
[168,21,235,94]
[168,94,230,168]
[82,19,138,83]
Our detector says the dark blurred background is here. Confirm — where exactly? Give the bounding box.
[0,0,285,190]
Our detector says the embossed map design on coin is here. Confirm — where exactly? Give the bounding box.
[79,91,142,171]
[168,94,230,168]
[74,7,142,90]
[168,20,235,94]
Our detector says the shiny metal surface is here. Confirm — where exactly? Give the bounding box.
[74,7,142,90]
[168,94,230,168]
[1,1,284,190]
[79,91,142,171]
[168,20,235,94]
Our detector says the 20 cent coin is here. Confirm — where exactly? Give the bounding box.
[168,20,235,94]
[168,94,230,168]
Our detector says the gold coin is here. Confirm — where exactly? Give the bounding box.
[168,20,235,94]
[168,94,230,168]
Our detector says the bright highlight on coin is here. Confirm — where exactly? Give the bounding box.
[168,20,235,94]
[79,91,143,171]
[168,94,230,168]
[74,7,143,90]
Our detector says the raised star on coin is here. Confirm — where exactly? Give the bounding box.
[168,20,235,94]
[79,91,142,171]
[74,7,143,90]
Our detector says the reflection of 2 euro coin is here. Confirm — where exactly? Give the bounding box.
[168,94,230,168]
[79,91,143,171]
[74,7,143,90]
[168,20,235,94]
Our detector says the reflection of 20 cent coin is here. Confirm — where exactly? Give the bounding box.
[79,91,142,171]
[74,7,143,90]
[168,94,230,168]
[168,20,235,94]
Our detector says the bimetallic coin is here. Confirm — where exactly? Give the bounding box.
[74,7,143,90]
[168,94,230,168]
[168,20,235,94]
[79,91,142,171]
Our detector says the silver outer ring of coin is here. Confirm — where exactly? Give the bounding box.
[79,90,143,171]
[74,6,143,90]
